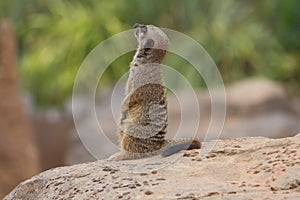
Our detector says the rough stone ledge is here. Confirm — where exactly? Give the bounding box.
[4,136,300,200]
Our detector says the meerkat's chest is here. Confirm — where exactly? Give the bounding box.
[128,64,164,92]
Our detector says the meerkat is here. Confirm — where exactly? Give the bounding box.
[108,23,201,160]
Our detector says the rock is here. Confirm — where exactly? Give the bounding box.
[221,111,300,139]
[5,136,300,199]
[225,77,289,115]
[0,20,40,198]
[219,78,300,139]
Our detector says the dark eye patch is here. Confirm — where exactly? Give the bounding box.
[144,39,154,50]
[140,26,147,33]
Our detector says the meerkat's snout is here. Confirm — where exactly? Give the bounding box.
[134,23,148,39]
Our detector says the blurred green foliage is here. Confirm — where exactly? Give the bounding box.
[0,0,299,106]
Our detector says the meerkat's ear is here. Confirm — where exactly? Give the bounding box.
[144,39,154,50]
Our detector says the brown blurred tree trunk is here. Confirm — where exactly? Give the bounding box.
[0,20,40,198]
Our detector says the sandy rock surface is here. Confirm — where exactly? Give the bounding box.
[5,136,300,200]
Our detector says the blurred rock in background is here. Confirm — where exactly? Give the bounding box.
[0,20,40,198]
[212,77,300,139]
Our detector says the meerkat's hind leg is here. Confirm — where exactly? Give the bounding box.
[161,139,201,157]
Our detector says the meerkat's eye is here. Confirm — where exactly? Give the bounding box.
[144,39,154,50]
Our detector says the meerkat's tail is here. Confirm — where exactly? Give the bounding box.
[161,138,201,157]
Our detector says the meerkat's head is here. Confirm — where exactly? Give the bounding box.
[133,23,169,53]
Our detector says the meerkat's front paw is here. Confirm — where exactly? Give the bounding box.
[107,152,129,161]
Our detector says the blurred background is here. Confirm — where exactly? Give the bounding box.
[0,0,299,198]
